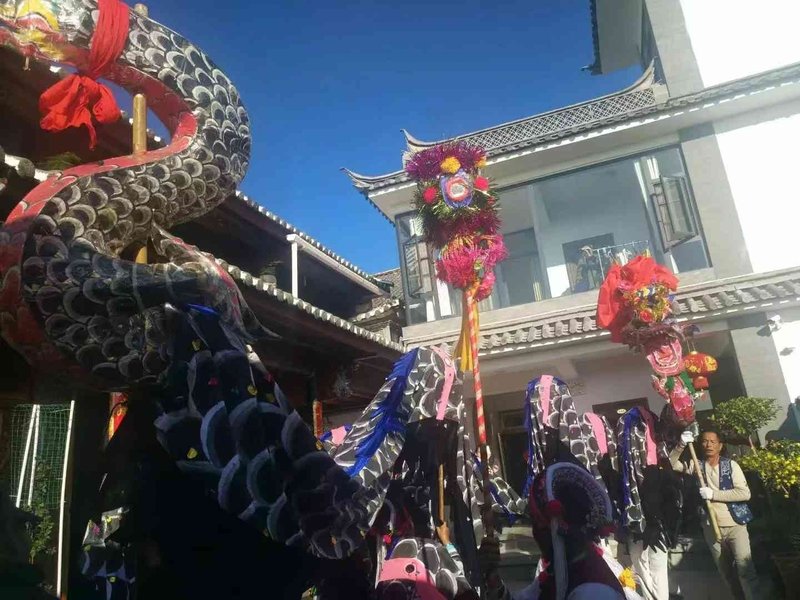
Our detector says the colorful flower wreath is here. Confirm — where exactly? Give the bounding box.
[406,141,506,300]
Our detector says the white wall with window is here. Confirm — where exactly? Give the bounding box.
[397,146,710,325]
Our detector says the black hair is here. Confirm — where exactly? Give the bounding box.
[700,429,724,443]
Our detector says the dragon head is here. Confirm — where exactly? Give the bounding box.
[0,0,92,63]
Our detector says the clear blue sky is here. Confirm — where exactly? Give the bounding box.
[147,0,640,274]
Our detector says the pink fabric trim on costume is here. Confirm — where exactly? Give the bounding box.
[431,346,455,421]
[585,413,608,456]
[539,375,554,424]
[639,407,659,466]
[331,426,348,446]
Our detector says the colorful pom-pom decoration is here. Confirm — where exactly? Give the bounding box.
[422,187,438,204]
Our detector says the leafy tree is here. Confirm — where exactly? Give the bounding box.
[710,396,778,450]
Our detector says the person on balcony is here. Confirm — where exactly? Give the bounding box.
[669,430,760,600]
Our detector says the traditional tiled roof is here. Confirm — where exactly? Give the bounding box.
[402,268,800,356]
[344,65,658,193]
[217,259,403,351]
[232,191,390,292]
[373,267,403,299]
[351,298,402,324]
[345,61,800,194]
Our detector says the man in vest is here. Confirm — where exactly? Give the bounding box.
[669,430,760,600]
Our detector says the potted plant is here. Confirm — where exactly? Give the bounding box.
[709,396,778,451]
[738,439,800,598]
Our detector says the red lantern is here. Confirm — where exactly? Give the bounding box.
[692,375,709,390]
[684,351,718,376]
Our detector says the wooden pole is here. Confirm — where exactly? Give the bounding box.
[438,463,445,524]
[132,93,148,264]
[687,442,722,542]
[132,93,147,156]
[312,400,323,438]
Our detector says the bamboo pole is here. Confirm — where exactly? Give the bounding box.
[438,463,445,524]
[687,442,722,542]
[132,93,147,264]
[132,93,147,156]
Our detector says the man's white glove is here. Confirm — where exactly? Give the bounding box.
[680,431,695,445]
[699,487,714,501]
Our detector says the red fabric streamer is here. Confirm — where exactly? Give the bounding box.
[596,255,678,342]
[39,0,130,149]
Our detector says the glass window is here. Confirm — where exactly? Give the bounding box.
[396,214,437,325]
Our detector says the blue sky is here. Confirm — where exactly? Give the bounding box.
[148,0,640,273]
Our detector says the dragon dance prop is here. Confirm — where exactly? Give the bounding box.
[406,141,507,535]
[0,2,500,597]
[596,255,721,540]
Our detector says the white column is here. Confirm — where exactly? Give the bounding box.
[57,399,76,598]
[15,405,37,508]
[27,404,41,506]
[288,236,299,297]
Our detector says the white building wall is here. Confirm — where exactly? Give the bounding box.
[714,109,800,273]
[769,308,800,404]
[679,0,800,87]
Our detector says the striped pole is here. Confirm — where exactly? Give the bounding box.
[466,290,494,538]
[467,292,486,446]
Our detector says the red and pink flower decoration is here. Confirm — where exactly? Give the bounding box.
[406,141,506,298]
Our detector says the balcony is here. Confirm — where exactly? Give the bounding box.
[398,146,711,326]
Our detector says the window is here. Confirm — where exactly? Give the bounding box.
[402,238,431,297]
[396,214,437,325]
[652,175,698,250]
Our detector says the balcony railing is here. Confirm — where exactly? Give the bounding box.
[570,241,653,294]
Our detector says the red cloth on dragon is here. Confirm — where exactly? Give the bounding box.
[39,0,130,149]
[596,255,678,343]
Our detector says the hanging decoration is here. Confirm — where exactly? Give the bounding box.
[596,254,723,541]
[595,255,709,428]
[407,141,506,322]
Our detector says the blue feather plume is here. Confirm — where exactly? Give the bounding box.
[345,348,419,476]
